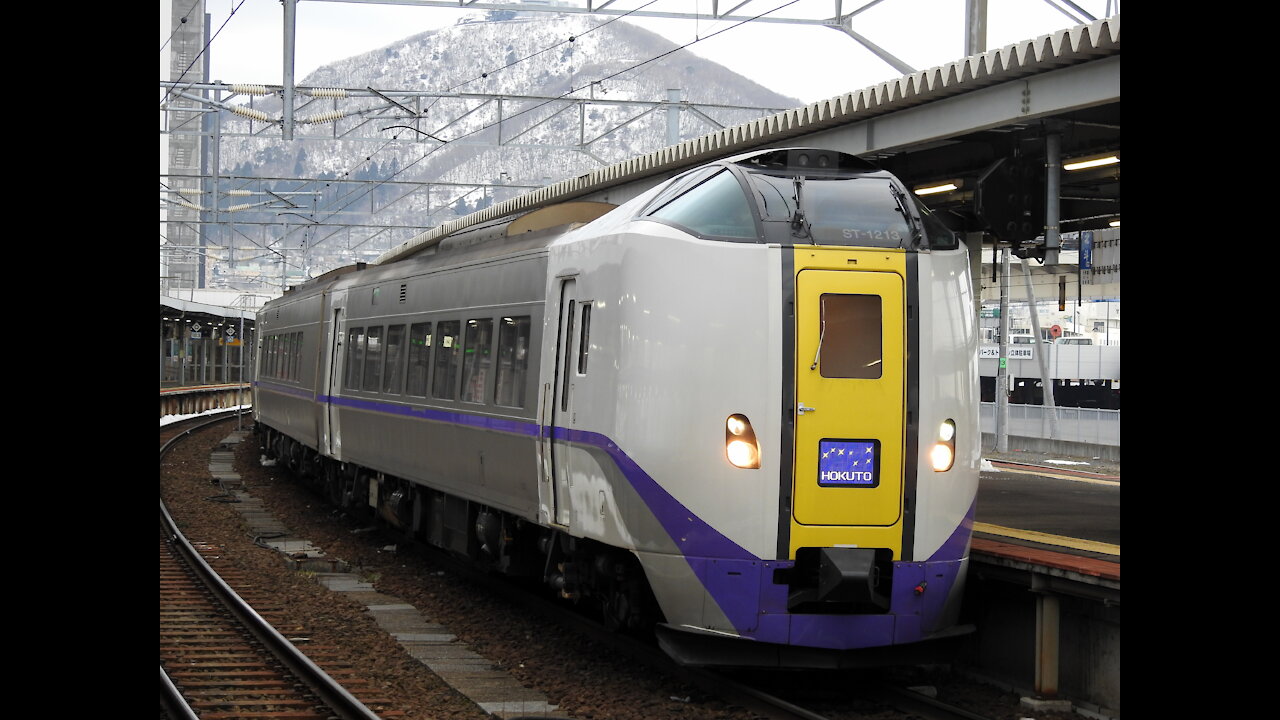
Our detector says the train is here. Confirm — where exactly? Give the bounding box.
[252,147,980,667]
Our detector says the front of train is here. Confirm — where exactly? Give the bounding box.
[551,147,979,667]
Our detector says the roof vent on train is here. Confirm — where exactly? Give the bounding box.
[732,148,879,175]
[506,201,617,236]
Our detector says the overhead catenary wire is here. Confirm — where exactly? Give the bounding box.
[304,1,669,235]
[304,0,804,246]
[240,1,666,235]
[418,0,663,118]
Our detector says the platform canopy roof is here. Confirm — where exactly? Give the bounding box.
[160,296,257,326]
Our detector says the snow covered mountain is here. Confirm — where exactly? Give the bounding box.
[211,10,800,288]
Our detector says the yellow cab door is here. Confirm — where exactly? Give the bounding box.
[791,250,906,556]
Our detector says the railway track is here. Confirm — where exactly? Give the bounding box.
[160,413,391,720]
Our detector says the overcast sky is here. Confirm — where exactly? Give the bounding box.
[163,0,1116,106]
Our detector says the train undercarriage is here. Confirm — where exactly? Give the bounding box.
[257,424,660,632]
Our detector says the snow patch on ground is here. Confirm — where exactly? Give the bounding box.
[160,405,250,427]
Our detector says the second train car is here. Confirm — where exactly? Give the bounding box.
[253,147,980,667]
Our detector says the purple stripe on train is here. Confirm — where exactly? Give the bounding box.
[325,393,543,437]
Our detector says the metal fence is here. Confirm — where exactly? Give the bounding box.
[980,403,1120,447]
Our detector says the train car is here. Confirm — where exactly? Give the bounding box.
[253,147,980,667]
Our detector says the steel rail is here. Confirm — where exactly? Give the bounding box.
[159,664,199,720]
[160,412,383,720]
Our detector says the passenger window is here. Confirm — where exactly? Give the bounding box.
[432,321,461,400]
[281,334,291,380]
[819,295,882,379]
[495,316,532,408]
[406,322,432,397]
[281,335,288,379]
[345,327,365,390]
[383,324,406,394]
[647,170,757,239]
[561,300,576,412]
[461,318,495,404]
[577,304,592,375]
[283,333,292,381]
[363,326,383,391]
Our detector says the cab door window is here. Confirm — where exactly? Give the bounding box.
[818,294,882,379]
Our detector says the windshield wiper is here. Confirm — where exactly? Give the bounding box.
[791,176,813,243]
[889,183,922,247]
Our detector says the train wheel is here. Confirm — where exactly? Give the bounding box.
[286,441,302,473]
[598,554,652,632]
[322,463,343,507]
[602,587,632,632]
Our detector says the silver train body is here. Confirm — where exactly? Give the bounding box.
[253,148,980,667]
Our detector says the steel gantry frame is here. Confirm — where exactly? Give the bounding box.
[159,78,794,294]
[160,82,794,149]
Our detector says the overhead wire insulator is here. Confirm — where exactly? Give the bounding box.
[229,84,271,95]
[300,110,346,125]
[226,203,260,212]
[176,200,206,211]
[226,190,254,196]
[305,88,348,98]
[230,106,274,122]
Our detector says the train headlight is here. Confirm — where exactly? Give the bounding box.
[938,419,955,442]
[931,419,956,472]
[726,414,761,469]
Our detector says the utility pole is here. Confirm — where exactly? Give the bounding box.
[1021,262,1060,440]
[1044,123,1063,266]
[237,313,246,430]
[666,88,682,146]
[965,0,987,55]
[996,245,1010,453]
[283,0,296,140]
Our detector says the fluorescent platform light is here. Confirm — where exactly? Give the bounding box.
[1064,155,1119,171]
[914,182,959,196]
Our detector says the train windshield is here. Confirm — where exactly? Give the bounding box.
[747,172,958,250]
[644,169,758,239]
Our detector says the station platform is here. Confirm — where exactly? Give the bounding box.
[965,449,1120,716]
